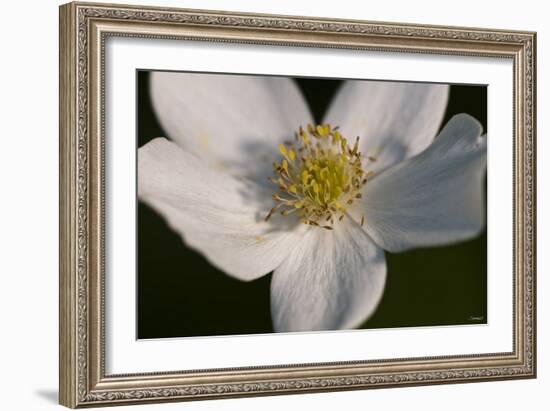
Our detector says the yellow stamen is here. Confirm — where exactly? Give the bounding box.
[266,123,371,229]
[279,144,288,158]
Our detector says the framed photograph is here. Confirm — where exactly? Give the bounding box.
[59,2,536,408]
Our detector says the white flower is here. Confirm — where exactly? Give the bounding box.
[138,72,486,333]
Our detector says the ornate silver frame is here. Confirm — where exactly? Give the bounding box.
[59,1,536,408]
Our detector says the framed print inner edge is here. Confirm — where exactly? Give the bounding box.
[59,1,536,408]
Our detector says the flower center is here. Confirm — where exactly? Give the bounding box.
[266,124,372,230]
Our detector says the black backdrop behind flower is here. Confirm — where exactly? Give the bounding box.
[136,71,487,339]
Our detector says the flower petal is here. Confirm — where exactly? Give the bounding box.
[270,218,386,332]
[138,138,304,281]
[358,114,486,252]
[150,71,313,175]
[323,80,449,171]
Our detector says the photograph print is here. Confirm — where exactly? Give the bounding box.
[137,71,487,339]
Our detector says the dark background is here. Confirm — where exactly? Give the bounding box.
[136,71,487,339]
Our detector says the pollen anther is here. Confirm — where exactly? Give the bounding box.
[266,123,370,229]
